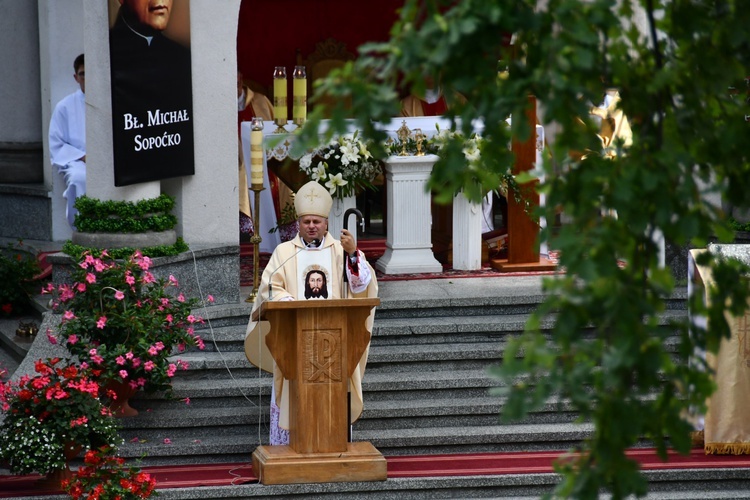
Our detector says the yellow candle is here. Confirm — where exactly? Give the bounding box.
[293,66,307,125]
[273,67,287,124]
[250,128,264,187]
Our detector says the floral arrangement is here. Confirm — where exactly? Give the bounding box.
[429,127,528,207]
[0,358,122,475]
[63,446,157,499]
[431,127,484,168]
[0,240,43,317]
[269,201,300,242]
[299,132,383,200]
[45,250,207,397]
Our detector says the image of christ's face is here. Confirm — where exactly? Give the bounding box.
[120,0,173,31]
[304,270,328,299]
[308,272,324,296]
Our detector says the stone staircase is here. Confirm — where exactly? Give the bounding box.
[117,278,585,465]
[6,277,750,498]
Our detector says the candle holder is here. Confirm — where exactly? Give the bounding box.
[272,66,288,134]
[414,128,425,156]
[292,65,307,126]
[246,183,265,303]
[397,120,411,156]
[246,117,265,303]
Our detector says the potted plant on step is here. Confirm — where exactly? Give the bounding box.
[63,445,157,499]
[45,250,207,416]
[0,358,122,488]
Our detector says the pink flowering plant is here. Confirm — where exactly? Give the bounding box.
[0,358,122,475]
[45,250,206,397]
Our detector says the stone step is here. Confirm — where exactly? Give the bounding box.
[363,422,599,456]
[141,470,750,499]
[115,421,598,466]
[358,396,579,430]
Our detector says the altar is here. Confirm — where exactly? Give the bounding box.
[240,116,550,273]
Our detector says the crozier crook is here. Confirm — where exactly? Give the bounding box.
[342,208,364,296]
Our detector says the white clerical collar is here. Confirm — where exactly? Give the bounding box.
[122,15,154,46]
[301,234,325,250]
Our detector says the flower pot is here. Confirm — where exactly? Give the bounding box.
[328,195,357,240]
[104,380,139,417]
[35,442,82,491]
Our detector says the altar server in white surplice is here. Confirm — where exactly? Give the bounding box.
[245,181,378,446]
[49,53,87,228]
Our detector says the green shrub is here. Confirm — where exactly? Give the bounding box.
[729,217,750,233]
[0,240,42,317]
[73,194,177,233]
[62,238,189,260]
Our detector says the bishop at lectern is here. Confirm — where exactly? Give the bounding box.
[245,181,378,446]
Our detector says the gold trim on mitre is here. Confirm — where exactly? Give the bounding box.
[294,181,332,218]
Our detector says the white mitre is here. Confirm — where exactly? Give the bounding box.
[294,181,332,218]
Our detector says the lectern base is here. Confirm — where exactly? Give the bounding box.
[252,441,387,485]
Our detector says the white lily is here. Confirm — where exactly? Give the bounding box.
[325,172,348,194]
[311,162,328,182]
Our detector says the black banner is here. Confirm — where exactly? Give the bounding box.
[109,0,194,186]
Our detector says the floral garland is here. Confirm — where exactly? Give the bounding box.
[299,132,383,200]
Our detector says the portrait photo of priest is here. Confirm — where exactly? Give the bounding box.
[108,0,195,186]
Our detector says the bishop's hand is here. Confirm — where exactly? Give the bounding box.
[340,229,356,255]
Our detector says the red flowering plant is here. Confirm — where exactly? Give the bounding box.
[44,250,207,399]
[0,358,122,475]
[63,445,157,499]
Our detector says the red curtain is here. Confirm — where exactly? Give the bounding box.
[237,0,403,109]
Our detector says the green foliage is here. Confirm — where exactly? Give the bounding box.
[270,202,298,233]
[0,240,43,317]
[296,0,750,497]
[62,238,189,261]
[729,217,750,233]
[73,194,177,233]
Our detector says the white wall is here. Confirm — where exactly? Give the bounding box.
[0,1,41,143]
[38,0,85,241]
[165,0,240,246]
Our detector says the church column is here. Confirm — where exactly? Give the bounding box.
[162,0,240,246]
[452,194,482,270]
[0,1,46,239]
[0,0,42,183]
[82,0,160,210]
[376,155,442,275]
[37,0,86,241]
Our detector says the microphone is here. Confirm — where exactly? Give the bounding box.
[268,244,306,301]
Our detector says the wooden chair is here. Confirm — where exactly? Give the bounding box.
[296,38,355,115]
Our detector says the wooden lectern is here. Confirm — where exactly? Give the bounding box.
[252,298,387,485]
[491,95,556,272]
